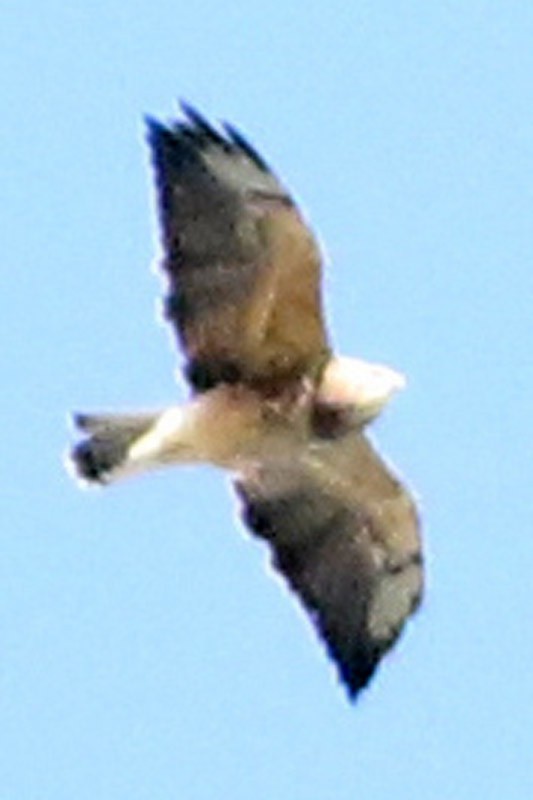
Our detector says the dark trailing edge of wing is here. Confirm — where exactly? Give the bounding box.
[239,489,373,698]
[235,463,423,700]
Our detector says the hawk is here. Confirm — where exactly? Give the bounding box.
[68,103,423,700]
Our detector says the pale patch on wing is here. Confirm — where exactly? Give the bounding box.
[234,432,423,699]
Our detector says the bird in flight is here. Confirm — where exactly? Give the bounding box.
[68,102,423,700]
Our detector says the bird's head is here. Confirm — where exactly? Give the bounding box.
[316,356,406,426]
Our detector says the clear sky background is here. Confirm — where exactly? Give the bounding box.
[2,2,532,798]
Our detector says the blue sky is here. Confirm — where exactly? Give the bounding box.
[2,2,532,798]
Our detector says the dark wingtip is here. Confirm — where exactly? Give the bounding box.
[143,113,159,130]
[71,412,91,432]
[145,102,270,172]
[340,656,380,702]
[179,101,214,131]
[144,114,173,148]
[144,113,162,134]
[222,121,270,171]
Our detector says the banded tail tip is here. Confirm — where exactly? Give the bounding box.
[66,411,159,486]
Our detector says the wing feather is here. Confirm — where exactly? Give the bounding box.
[235,434,423,699]
[147,104,330,391]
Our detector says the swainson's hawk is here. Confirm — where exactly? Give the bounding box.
[68,103,423,700]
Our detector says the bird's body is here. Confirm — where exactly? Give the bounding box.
[68,104,423,700]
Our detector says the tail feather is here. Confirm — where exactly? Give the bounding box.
[68,412,159,485]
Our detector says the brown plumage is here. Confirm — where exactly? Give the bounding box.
[146,104,330,392]
[68,103,423,701]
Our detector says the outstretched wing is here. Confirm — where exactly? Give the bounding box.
[147,104,330,392]
[235,433,423,699]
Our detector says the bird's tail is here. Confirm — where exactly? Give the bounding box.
[67,411,160,485]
